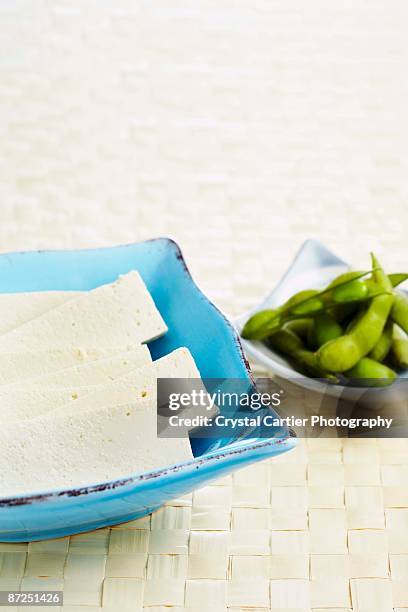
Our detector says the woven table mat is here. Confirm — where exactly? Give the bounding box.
[1,0,408,610]
[1,436,408,611]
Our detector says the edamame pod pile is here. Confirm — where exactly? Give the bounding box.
[242,253,408,385]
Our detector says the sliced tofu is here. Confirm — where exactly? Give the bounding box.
[0,347,132,386]
[0,386,93,423]
[0,348,197,495]
[0,402,193,496]
[154,346,203,379]
[0,291,79,335]
[16,345,151,387]
[50,347,201,418]
[0,271,167,352]
[0,347,191,423]
[0,347,151,423]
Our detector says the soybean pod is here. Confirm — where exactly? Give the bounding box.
[308,312,343,349]
[266,329,338,381]
[242,271,373,340]
[390,325,408,369]
[391,291,408,334]
[284,318,313,341]
[389,273,408,288]
[369,318,393,362]
[345,357,396,386]
[317,254,394,372]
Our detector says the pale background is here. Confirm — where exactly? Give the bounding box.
[1,1,408,610]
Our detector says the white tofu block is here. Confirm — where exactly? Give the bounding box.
[0,291,78,335]
[0,347,198,424]
[19,345,151,387]
[0,404,190,495]
[0,347,129,386]
[0,386,92,423]
[51,347,202,419]
[0,272,166,351]
[0,348,198,495]
[154,347,201,379]
[0,347,151,423]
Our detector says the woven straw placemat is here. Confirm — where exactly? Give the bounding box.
[0,435,407,611]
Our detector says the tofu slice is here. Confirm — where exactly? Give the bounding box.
[154,346,203,379]
[0,386,93,423]
[0,402,192,496]
[14,345,151,388]
[0,347,151,423]
[0,291,79,335]
[50,347,200,418]
[0,347,189,423]
[0,347,133,386]
[0,348,198,495]
[0,272,167,352]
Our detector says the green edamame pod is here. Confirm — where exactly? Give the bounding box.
[389,273,408,288]
[391,291,408,334]
[345,356,396,385]
[242,290,322,340]
[243,274,371,340]
[331,279,368,304]
[295,350,338,381]
[327,271,366,288]
[308,312,343,349]
[293,274,374,313]
[327,275,383,321]
[317,254,394,372]
[369,318,393,362]
[366,282,400,298]
[243,268,389,342]
[285,290,323,316]
[266,328,303,355]
[284,318,313,341]
[241,308,281,340]
[325,270,375,305]
[390,325,408,369]
[266,329,338,381]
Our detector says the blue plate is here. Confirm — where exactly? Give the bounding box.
[0,239,295,542]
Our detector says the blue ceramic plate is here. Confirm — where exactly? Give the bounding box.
[0,239,295,542]
[236,239,407,399]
